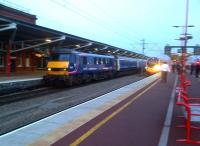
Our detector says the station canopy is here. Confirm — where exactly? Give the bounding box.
[0,16,149,59]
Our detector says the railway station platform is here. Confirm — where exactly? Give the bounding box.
[0,73,200,146]
[0,71,45,95]
[0,70,45,82]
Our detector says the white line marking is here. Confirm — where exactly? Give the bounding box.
[158,75,178,146]
[0,78,42,84]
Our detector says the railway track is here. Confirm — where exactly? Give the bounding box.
[0,74,147,135]
[0,87,55,105]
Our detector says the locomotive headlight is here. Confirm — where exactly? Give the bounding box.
[63,68,67,71]
[48,68,51,71]
[153,65,161,71]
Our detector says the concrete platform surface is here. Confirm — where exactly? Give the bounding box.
[0,71,45,95]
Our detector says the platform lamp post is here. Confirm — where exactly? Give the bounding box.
[173,0,194,74]
[173,27,193,87]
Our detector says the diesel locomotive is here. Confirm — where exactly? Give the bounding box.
[44,48,146,86]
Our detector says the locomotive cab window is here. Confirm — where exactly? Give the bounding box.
[50,53,77,64]
[50,53,70,61]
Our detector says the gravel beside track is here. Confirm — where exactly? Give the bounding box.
[0,74,146,135]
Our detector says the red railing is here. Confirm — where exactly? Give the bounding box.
[176,74,200,144]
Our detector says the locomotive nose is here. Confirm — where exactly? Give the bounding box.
[47,61,69,75]
[48,61,69,68]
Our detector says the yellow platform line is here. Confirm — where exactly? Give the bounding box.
[69,80,158,146]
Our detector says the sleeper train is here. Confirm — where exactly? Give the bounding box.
[44,48,146,86]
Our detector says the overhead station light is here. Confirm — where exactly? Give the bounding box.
[75,44,80,48]
[113,49,119,54]
[94,48,98,51]
[35,53,43,58]
[45,39,52,42]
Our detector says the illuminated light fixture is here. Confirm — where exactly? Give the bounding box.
[45,39,52,42]
[107,50,111,53]
[35,53,43,58]
[113,49,119,53]
[75,44,81,48]
[48,68,51,71]
[94,48,98,51]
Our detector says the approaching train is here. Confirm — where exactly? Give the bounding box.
[145,57,161,74]
[44,48,146,86]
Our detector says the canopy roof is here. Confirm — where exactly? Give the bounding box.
[0,15,149,59]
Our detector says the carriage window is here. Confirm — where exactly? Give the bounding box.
[109,58,112,64]
[88,56,94,64]
[83,56,87,65]
[103,58,106,64]
[70,54,76,63]
[94,58,97,64]
[98,58,101,64]
[105,58,109,64]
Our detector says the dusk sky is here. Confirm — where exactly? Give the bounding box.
[0,0,200,59]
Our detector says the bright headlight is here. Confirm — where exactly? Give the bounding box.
[48,68,51,71]
[153,65,160,71]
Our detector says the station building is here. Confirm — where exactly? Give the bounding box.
[0,4,39,74]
